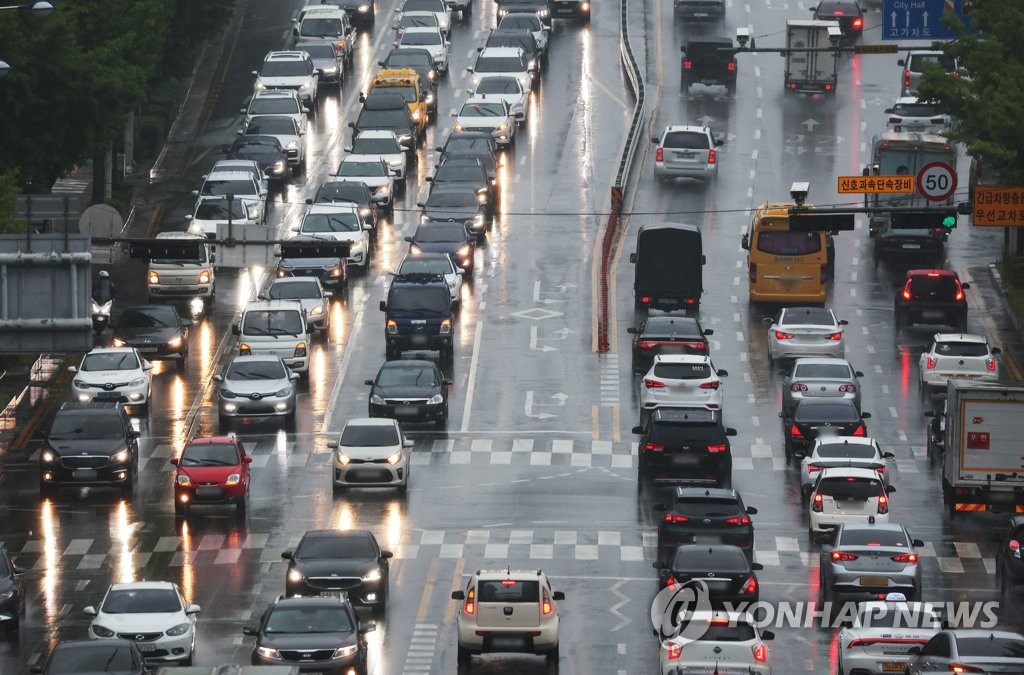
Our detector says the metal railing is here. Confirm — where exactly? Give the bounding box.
[613,0,646,192]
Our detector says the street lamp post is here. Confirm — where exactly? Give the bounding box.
[0,1,54,78]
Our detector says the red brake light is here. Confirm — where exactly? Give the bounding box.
[664,514,689,523]
[812,493,823,512]
[727,60,736,71]
[875,465,886,475]
[683,59,693,70]
[891,553,918,563]
[464,588,476,615]
[878,495,889,514]
[708,619,730,626]
[825,83,832,91]
[699,380,720,390]
[645,443,666,453]
[708,149,717,165]
[831,551,858,561]
[752,643,768,663]
[640,296,651,304]
[987,358,997,372]
[807,464,824,473]
[955,280,965,301]
[901,280,913,300]
[706,444,728,454]
[930,116,946,124]
[838,384,856,393]
[741,576,757,594]
[926,356,937,369]
[775,331,795,340]
[637,340,655,349]
[853,424,866,437]
[726,515,751,525]
[791,383,808,392]
[827,332,843,341]
[666,642,682,660]
[789,424,803,439]
[501,580,516,586]
[950,664,985,673]
[656,147,664,162]
[852,16,862,26]
[644,379,666,388]
[927,272,941,277]
[542,589,553,615]
[888,116,903,124]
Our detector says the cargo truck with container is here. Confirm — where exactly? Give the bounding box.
[941,381,1024,516]
[783,19,840,94]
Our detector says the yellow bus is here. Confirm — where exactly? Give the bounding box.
[741,202,829,304]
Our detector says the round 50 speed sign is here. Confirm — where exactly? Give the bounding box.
[917,161,957,201]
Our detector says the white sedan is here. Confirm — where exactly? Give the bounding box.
[764,306,848,362]
[186,195,261,239]
[394,26,450,72]
[636,354,727,421]
[838,595,943,675]
[800,436,893,491]
[452,98,516,149]
[84,581,200,665]
[68,348,153,410]
[468,75,529,122]
[335,157,395,212]
[290,203,372,272]
[345,130,407,180]
[329,417,413,493]
[660,611,774,675]
[238,115,306,171]
[885,96,953,135]
[919,332,1000,395]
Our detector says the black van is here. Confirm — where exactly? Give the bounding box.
[630,223,705,312]
[380,273,454,359]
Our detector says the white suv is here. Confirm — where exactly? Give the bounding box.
[653,124,723,181]
[808,467,894,535]
[918,332,1000,395]
[660,610,773,675]
[452,569,564,669]
[253,51,319,107]
[240,89,309,131]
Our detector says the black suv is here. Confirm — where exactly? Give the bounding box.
[380,274,455,359]
[366,359,452,428]
[680,39,737,93]
[0,543,25,632]
[894,269,968,332]
[245,595,375,671]
[655,487,757,567]
[550,0,590,21]
[780,399,869,460]
[349,92,418,149]
[627,315,713,370]
[39,402,140,495]
[631,408,736,485]
[283,530,394,616]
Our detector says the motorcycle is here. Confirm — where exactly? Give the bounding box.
[91,299,112,335]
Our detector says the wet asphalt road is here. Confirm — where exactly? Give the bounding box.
[1,0,1023,672]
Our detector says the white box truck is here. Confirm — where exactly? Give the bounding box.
[942,381,1024,516]
[783,19,840,94]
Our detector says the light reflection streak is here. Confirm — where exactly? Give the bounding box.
[197,319,215,377]
[40,499,58,621]
[328,300,348,344]
[112,500,135,583]
[168,372,188,450]
[337,503,355,531]
[385,502,403,552]
[179,520,195,603]
[577,26,594,175]
[309,348,328,423]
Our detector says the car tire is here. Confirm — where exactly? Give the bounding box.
[784,439,794,462]
[894,311,904,332]
[219,415,232,433]
[457,646,471,669]
[546,644,560,671]
[182,652,193,667]
[435,411,447,429]
[284,412,297,432]
[332,482,345,496]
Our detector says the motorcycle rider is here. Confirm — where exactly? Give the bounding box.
[92,270,118,304]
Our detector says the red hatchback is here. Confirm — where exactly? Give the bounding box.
[170,436,251,516]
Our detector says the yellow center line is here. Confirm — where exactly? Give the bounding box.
[982,316,1024,383]
[591,76,631,112]
[442,557,467,625]
[416,558,439,624]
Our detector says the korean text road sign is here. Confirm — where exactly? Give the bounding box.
[881,0,972,41]
[838,175,915,194]
[972,187,1024,227]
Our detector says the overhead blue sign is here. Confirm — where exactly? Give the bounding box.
[881,0,973,41]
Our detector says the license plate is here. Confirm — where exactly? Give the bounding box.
[658,298,677,304]
[922,310,945,320]
[881,663,905,672]
[672,454,701,466]
[73,469,97,481]
[859,576,888,587]
[136,644,158,652]
[95,392,121,400]
[411,335,429,346]
[136,346,159,353]
[491,637,525,649]
[951,373,973,379]
[395,405,419,416]
[678,152,696,159]
[693,535,720,544]
[902,243,921,250]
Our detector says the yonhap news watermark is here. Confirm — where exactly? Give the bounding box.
[651,581,1000,641]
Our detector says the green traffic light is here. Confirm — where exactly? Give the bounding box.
[942,215,957,229]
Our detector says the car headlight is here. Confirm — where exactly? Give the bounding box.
[528,59,536,70]
[337,452,351,465]
[425,93,435,104]
[477,193,488,204]
[225,473,241,486]
[299,83,312,92]
[362,568,383,581]
[148,271,160,285]
[360,208,371,217]
[453,123,464,131]
[428,70,437,80]
[581,1,590,8]
[499,123,509,130]
[255,81,266,90]
[112,338,127,347]
[256,646,281,660]
[41,449,57,463]
[377,184,390,196]
[167,336,183,348]
[371,394,385,405]
[412,110,421,121]
[388,159,402,169]
[323,66,338,74]
[274,160,285,170]
[540,7,549,15]
[472,214,483,226]
[333,645,359,659]
[358,3,370,10]
[386,452,402,466]
[177,474,192,487]
[330,266,343,278]
[286,141,298,150]
[409,244,422,254]
[129,378,146,387]
[309,305,323,316]
[275,386,293,397]
[74,380,89,390]
[0,591,12,600]
[288,568,304,582]
[457,244,471,256]
[398,134,412,144]
[198,270,211,284]
[428,394,444,404]
[166,622,191,637]
[92,624,115,638]
[111,450,130,464]
[440,319,452,335]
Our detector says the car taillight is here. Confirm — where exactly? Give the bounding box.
[888,116,903,125]
[683,59,693,70]
[749,262,757,283]
[644,379,665,388]
[666,642,682,660]
[827,332,843,341]
[752,643,767,663]
[902,280,913,300]
[656,147,664,162]
[853,424,866,437]
[949,665,985,673]
[640,295,651,304]
[741,576,757,594]
[699,381,720,390]
[877,495,889,514]
[637,340,655,349]
[791,383,808,392]
[708,149,717,165]
[930,116,946,124]
[789,424,803,439]
[852,16,862,27]
[891,553,918,563]
[875,465,886,475]
[464,588,476,615]
[644,443,665,453]
[775,331,795,340]
[542,589,554,615]
[831,551,858,561]
[666,576,679,591]
[727,60,736,71]
[838,384,856,393]
[925,356,937,369]
[725,515,750,525]
[807,464,824,473]
[987,358,997,372]
[955,280,965,301]
[706,444,727,453]
[904,75,910,87]
[812,493,823,512]
[664,514,689,523]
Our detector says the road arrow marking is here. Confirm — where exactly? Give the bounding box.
[549,392,568,404]
[529,326,558,352]
[525,391,556,419]
[801,118,819,131]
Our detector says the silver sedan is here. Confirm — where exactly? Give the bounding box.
[214,355,299,429]
[818,522,924,604]
[780,357,863,416]
[764,306,848,362]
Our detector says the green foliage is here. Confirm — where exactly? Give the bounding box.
[0,169,26,234]
[916,0,1024,185]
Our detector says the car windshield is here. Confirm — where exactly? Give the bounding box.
[500,16,539,30]
[649,423,723,445]
[404,0,445,11]
[317,183,368,202]
[81,352,140,372]
[269,281,321,300]
[841,529,909,547]
[338,162,388,179]
[301,17,344,36]
[202,179,259,196]
[795,403,859,422]
[699,622,757,642]
[387,52,432,67]
[390,286,450,313]
[237,136,281,151]
[445,138,493,154]
[195,200,252,220]
[226,359,287,380]
[672,498,742,517]
[780,308,835,326]
[152,241,208,264]
[49,414,124,440]
[250,98,300,115]
[340,424,400,446]
[957,637,1024,657]
[119,308,177,329]
[892,102,946,117]
[416,223,468,241]
[377,364,439,387]
[49,646,141,673]
[303,212,361,233]
[663,131,710,149]
[265,607,354,634]
[426,193,476,210]
[400,15,439,27]
[672,547,748,572]
[815,442,876,459]
[653,362,711,379]
[245,117,296,135]
[260,60,309,77]
[180,443,240,467]
[756,231,823,255]
[817,476,883,499]
[401,31,441,45]
[101,588,182,614]
[461,102,506,118]
[372,85,418,104]
[476,77,521,94]
[356,109,411,129]
[856,606,941,628]
[298,43,337,59]
[242,310,304,336]
[352,137,402,154]
[400,258,452,275]
[296,536,375,558]
[934,341,988,357]
[909,53,957,72]
[475,56,525,72]
[436,165,484,181]
[477,580,539,602]
[793,363,853,379]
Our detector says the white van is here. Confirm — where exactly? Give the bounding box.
[147,232,215,300]
[234,300,310,373]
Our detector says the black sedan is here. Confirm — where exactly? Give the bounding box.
[440,150,498,187]
[31,640,146,675]
[437,130,498,159]
[654,544,763,604]
[656,487,757,567]
[781,399,870,460]
[812,0,864,35]
[0,543,25,632]
[245,595,374,672]
[312,180,380,228]
[419,186,490,235]
[365,359,452,428]
[406,221,477,273]
[427,158,494,211]
[627,315,713,370]
[283,530,393,617]
[227,135,289,181]
[112,305,191,370]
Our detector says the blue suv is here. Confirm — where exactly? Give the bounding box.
[380,273,454,359]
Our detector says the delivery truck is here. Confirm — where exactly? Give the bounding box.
[783,19,840,94]
[942,381,1024,516]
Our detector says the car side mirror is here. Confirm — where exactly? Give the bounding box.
[741,233,749,250]
[725,428,737,436]
[213,374,224,382]
[191,189,200,197]
[83,606,98,616]
[182,319,193,328]
[445,378,453,385]
[855,371,864,377]
[452,590,466,600]
[425,176,433,182]
[186,604,201,615]
[746,506,758,514]
[993,347,1002,354]
[348,122,355,128]
[886,485,896,493]
[839,319,849,325]
[897,59,905,66]
[364,379,374,386]
[652,560,665,569]
[466,67,473,73]
[913,538,925,547]
[381,550,395,559]
[861,412,872,418]
[67,366,78,373]
[359,621,377,633]
[961,282,970,289]
[703,329,714,336]
[761,317,773,325]
[626,327,638,334]
[232,324,240,335]
[631,426,643,434]
[633,367,644,375]
[813,532,832,545]
[552,591,565,601]
[883,452,895,459]
[242,625,258,636]
[629,253,637,263]
[130,429,142,439]
[884,107,894,114]
[239,107,247,114]
[651,136,659,143]
[715,139,724,147]
[169,457,179,466]
[752,562,764,571]
[243,456,253,464]
[403,439,414,448]
[717,369,729,377]
[281,551,293,560]
[379,300,387,312]
[762,630,775,641]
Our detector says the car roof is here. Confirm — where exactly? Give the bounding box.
[355,129,401,140]
[795,397,857,409]
[227,354,286,365]
[52,639,140,650]
[478,46,525,58]
[643,316,702,330]
[684,610,757,624]
[932,332,987,344]
[343,417,399,427]
[56,401,125,413]
[186,435,241,446]
[108,580,176,591]
[473,569,548,580]
[636,222,701,234]
[651,354,712,366]
[500,11,542,20]
[272,595,353,608]
[243,300,304,311]
[811,436,877,448]
[855,600,940,615]
[663,124,710,134]
[253,89,301,98]
[269,276,321,285]
[381,358,437,369]
[402,26,442,33]
[264,51,309,61]
[302,529,373,539]
[674,487,740,500]
[401,251,454,262]
[818,467,883,479]
[792,356,853,366]
[950,629,1024,641]
[84,347,139,356]
[669,544,750,564]
[205,170,259,181]
[837,521,906,535]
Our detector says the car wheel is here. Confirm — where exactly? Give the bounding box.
[435,411,447,430]
[236,490,248,514]
[784,439,794,462]
[219,414,232,433]
[332,482,345,496]
[181,652,193,667]
[284,412,297,432]
[457,646,471,668]
[546,644,560,670]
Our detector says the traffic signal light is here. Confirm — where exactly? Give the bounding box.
[890,210,957,229]
[788,213,856,232]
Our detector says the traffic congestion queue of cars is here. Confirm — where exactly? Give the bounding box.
[22,0,594,672]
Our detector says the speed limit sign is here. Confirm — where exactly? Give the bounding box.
[917,162,957,202]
